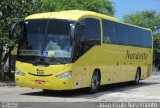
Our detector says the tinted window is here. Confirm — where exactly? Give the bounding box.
[17,19,72,64]
[74,24,84,60]
[102,19,152,48]
[72,18,101,62]
[103,20,116,44]
[83,18,101,42]
[81,18,101,53]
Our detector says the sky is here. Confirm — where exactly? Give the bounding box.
[110,0,160,21]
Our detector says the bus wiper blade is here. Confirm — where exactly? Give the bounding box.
[19,56,33,62]
[32,56,51,66]
[32,60,50,66]
[35,56,67,64]
[52,57,67,64]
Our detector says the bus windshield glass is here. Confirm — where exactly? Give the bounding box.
[17,19,73,64]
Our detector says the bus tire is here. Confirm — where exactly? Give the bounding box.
[134,68,141,85]
[89,70,100,93]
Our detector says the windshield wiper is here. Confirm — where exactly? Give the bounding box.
[31,56,51,66]
[34,57,67,66]
[19,56,67,65]
[52,57,67,64]
[19,56,33,62]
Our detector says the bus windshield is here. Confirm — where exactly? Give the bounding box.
[17,19,73,64]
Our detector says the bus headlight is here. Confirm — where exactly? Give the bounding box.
[56,72,72,79]
[15,69,25,76]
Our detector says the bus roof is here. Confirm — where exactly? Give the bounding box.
[25,10,119,22]
[25,10,151,31]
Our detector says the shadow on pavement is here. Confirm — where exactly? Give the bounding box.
[21,81,159,98]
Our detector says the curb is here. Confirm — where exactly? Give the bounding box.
[0,82,16,87]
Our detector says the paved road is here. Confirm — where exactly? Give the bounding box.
[0,75,160,107]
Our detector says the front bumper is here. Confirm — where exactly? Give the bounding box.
[15,74,75,90]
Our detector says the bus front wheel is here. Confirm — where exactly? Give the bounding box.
[89,70,100,93]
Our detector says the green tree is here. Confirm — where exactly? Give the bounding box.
[0,0,42,48]
[41,0,115,16]
[0,0,42,72]
[123,10,160,33]
[153,33,160,69]
[123,10,160,69]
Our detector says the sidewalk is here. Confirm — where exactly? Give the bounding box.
[0,80,16,87]
[0,71,16,87]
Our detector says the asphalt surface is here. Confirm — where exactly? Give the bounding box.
[0,75,160,108]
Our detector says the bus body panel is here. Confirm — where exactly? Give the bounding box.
[15,44,152,90]
[70,44,152,87]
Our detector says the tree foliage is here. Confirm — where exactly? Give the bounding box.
[0,0,42,50]
[123,10,160,69]
[153,33,160,69]
[41,0,115,16]
[0,0,114,50]
[123,10,160,33]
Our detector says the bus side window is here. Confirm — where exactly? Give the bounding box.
[75,23,84,57]
[104,36,111,43]
[81,18,101,53]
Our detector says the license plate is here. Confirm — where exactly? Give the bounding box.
[35,80,45,85]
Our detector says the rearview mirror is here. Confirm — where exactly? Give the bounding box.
[70,22,85,41]
[70,23,76,41]
[9,20,25,39]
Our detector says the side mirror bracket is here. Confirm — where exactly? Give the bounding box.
[9,19,24,39]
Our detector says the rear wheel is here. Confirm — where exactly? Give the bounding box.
[134,68,141,85]
[89,70,100,93]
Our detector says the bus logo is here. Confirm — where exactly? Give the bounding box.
[37,69,44,75]
[126,50,148,60]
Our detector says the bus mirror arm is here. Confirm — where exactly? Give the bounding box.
[9,19,24,39]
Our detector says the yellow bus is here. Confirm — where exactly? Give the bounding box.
[10,10,153,93]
